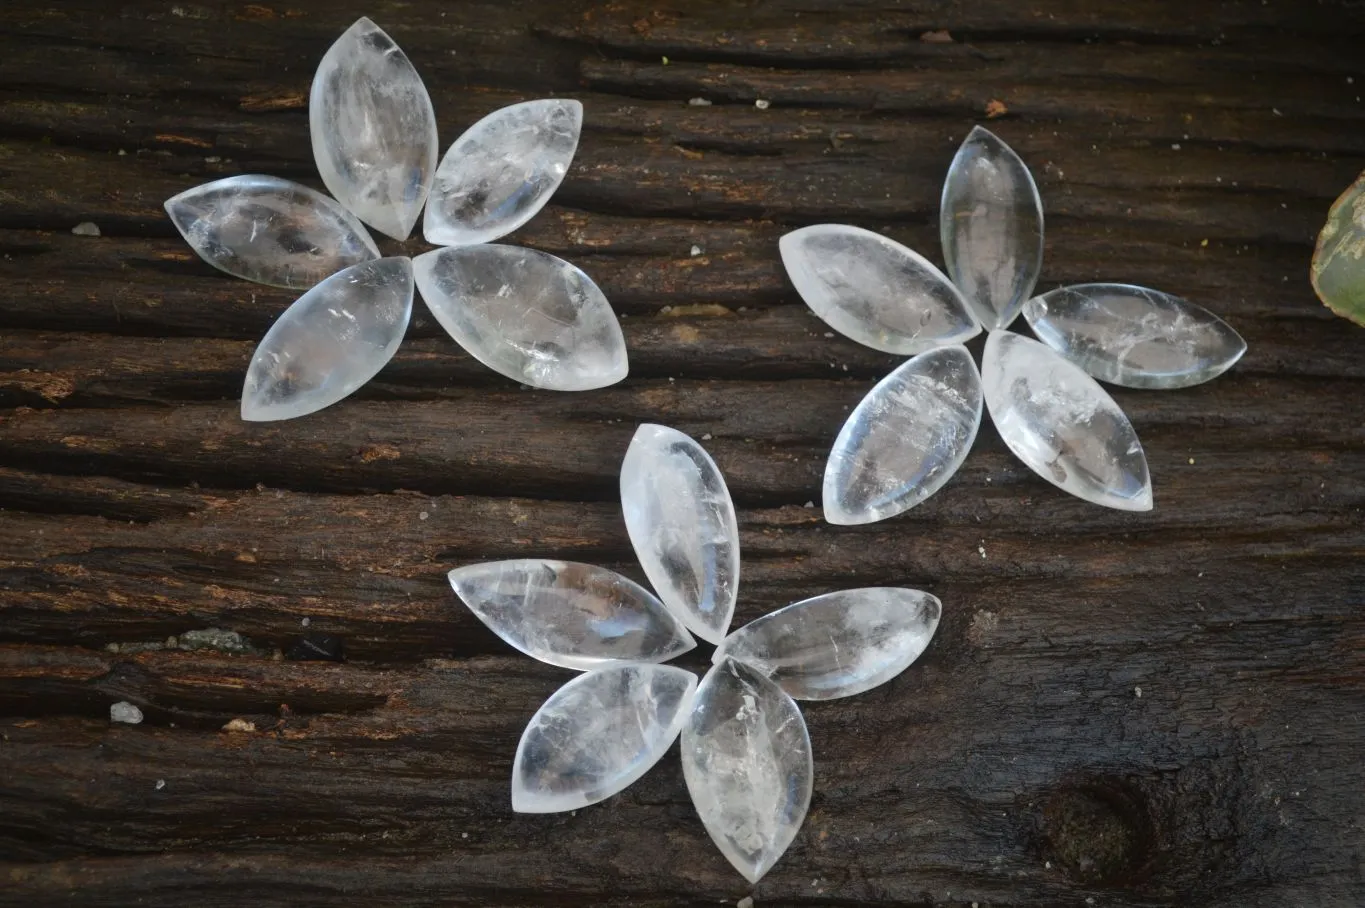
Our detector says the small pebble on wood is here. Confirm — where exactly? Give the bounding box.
[109,701,143,724]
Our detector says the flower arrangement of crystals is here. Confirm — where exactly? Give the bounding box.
[450,424,942,883]
[781,126,1248,521]
[164,18,627,422]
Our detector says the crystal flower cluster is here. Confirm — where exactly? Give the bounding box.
[451,424,942,883]
[164,18,628,422]
[781,127,1248,520]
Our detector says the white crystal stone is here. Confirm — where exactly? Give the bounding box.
[448,560,696,670]
[1023,283,1247,389]
[310,17,437,241]
[941,126,1045,331]
[620,424,739,644]
[982,331,1152,511]
[713,588,941,700]
[165,175,380,289]
[512,663,697,813]
[424,99,583,247]
[110,701,143,724]
[682,658,812,884]
[241,256,413,422]
[823,345,982,525]
[779,224,981,355]
[413,244,627,390]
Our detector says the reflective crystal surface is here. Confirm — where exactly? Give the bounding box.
[823,345,982,524]
[413,244,627,390]
[448,560,696,670]
[713,588,941,700]
[1023,283,1245,389]
[620,424,739,644]
[512,664,696,813]
[310,17,437,240]
[424,99,582,247]
[241,256,413,422]
[941,126,1044,331]
[682,658,812,884]
[779,224,981,355]
[165,175,379,289]
[982,331,1152,511]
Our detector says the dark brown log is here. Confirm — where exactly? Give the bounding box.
[2,1,1365,906]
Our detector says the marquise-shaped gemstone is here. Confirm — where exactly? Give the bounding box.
[779,224,981,355]
[310,17,437,240]
[413,244,627,390]
[982,331,1152,511]
[448,560,696,670]
[512,663,697,813]
[940,126,1045,331]
[1022,283,1247,389]
[424,99,583,247]
[682,658,812,884]
[241,256,413,421]
[823,345,982,524]
[620,424,739,644]
[165,175,379,289]
[713,588,941,700]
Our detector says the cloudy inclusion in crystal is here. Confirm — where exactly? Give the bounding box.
[682,658,812,884]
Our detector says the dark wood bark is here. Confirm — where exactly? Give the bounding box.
[2,1,1364,905]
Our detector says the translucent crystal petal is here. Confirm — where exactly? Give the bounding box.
[424,99,583,247]
[823,345,982,525]
[512,664,697,813]
[310,17,437,241]
[779,224,981,355]
[941,126,1045,331]
[1022,283,1247,389]
[713,588,941,700]
[982,331,1152,511]
[164,175,379,289]
[448,560,696,670]
[621,424,739,644]
[682,658,812,884]
[413,244,627,390]
[241,256,413,422]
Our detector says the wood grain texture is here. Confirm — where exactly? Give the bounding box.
[2,1,1364,905]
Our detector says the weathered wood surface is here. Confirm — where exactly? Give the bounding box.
[2,1,1364,905]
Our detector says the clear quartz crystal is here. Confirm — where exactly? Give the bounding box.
[620,424,739,644]
[823,345,982,524]
[413,244,627,390]
[448,560,696,670]
[241,256,413,422]
[512,663,697,813]
[424,99,583,247]
[779,224,981,355]
[310,17,437,241]
[682,658,812,884]
[941,126,1044,331]
[713,588,941,700]
[165,175,379,289]
[1023,283,1247,389]
[982,331,1152,511]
